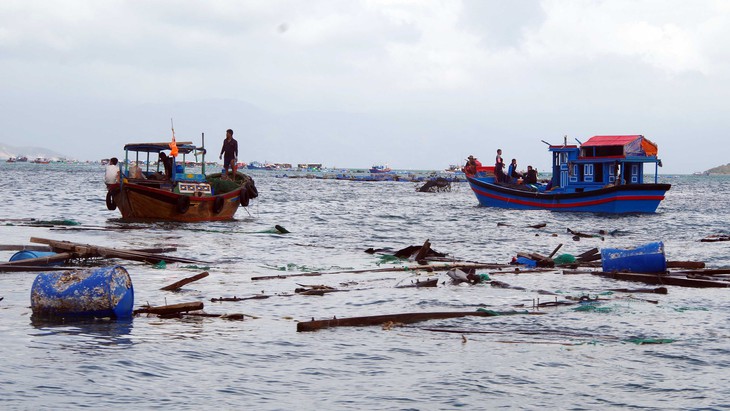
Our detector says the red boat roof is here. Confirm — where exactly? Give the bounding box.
[581,135,642,147]
[581,135,658,157]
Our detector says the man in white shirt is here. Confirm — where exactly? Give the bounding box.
[105,157,120,185]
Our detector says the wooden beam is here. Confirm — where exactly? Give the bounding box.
[30,237,207,265]
[160,272,209,291]
[297,310,537,332]
[251,262,508,281]
[134,302,204,316]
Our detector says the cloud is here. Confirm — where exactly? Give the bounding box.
[0,0,728,172]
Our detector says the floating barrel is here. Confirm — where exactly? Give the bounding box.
[601,242,667,274]
[10,250,63,266]
[30,265,134,319]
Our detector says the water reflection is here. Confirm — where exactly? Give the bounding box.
[29,317,134,350]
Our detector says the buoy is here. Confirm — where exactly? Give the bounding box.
[30,265,134,319]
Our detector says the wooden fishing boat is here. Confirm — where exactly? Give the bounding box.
[466,135,671,213]
[105,140,258,222]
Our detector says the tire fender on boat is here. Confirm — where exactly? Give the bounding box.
[239,188,250,207]
[212,196,225,214]
[106,189,118,211]
[176,196,191,214]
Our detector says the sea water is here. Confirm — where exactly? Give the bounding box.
[1,163,729,410]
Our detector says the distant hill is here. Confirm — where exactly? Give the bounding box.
[0,143,68,160]
[706,163,730,175]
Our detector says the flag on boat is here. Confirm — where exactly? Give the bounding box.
[169,122,179,157]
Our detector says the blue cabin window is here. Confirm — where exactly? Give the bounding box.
[584,164,594,183]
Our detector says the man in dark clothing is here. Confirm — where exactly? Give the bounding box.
[494,149,506,183]
[220,129,238,178]
[523,166,538,184]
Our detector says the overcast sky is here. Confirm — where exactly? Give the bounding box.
[1,0,728,173]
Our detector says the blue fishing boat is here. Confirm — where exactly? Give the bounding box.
[466,135,671,213]
[369,165,392,173]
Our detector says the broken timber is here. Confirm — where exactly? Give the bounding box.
[160,272,210,291]
[251,262,507,281]
[28,237,207,265]
[134,301,204,316]
[594,271,730,288]
[297,310,537,332]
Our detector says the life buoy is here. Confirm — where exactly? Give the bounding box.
[212,196,225,214]
[106,189,119,211]
[176,196,190,214]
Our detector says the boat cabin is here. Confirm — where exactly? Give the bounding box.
[549,135,662,192]
[120,142,209,191]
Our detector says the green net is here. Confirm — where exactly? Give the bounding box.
[624,338,676,345]
[553,254,576,265]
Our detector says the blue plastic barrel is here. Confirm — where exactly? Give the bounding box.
[30,265,134,319]
[601,242,667,274]
[10,250,63,266]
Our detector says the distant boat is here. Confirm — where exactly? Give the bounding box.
[16,156,28,162]
[247,161,275,170]
[466,135,671,213]
[6,157,16,163]
[32,157,51,164]
[369,165,392,173]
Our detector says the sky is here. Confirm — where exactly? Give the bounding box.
[1,0,729,173]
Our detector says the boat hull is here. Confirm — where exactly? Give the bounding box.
[466,177,671,213]
[108,182,244,222]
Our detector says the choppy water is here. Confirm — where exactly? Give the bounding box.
[1,163,729,410]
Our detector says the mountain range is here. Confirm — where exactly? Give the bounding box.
[0,143,68,160]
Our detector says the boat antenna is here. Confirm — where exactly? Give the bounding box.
[575,138,583,145]
[541,140,551,146]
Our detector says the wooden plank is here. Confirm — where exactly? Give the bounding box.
[251,262,509,281]
[0,252,74,266]
[297,310,530,332]
[30,237,207,265]
[134,302,204,316]
[593,271,730,288]
[0,245,52,252]
[413,239,431,262]
[666,261,706,269]
[575,247,599,260]
[160,272,209,291]
[547,244,563,259]
[0,265,88,273]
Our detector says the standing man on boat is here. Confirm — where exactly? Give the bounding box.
[220,129,238,179]
[495,149,506,183]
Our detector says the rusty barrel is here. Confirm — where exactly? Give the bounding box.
[30,265,134,319]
